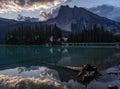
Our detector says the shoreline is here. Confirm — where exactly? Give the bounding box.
[0,44,119,49]
[0,42,120,46]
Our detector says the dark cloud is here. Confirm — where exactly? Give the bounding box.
[15,0,26,6]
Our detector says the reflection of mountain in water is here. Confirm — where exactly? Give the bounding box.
[0,46,120,70]
[58,56,72,65]
[59,47,120,69]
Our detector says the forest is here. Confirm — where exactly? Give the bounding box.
[4,24,120,45]
[5,24,62,45]
[68,24,120,43]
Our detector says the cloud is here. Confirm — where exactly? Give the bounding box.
[17,14,39,22]
[0,0,70,13]
[40,7,60,20]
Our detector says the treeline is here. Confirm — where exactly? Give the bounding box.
[5,24,62,45]
[4,24,120,45]
[68,25,120,43]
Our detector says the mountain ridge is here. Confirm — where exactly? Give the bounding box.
[0,5,120,43]
[47,5,120,34]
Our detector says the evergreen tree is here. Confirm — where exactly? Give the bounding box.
[4,23,62,45]
[52,24,62,45]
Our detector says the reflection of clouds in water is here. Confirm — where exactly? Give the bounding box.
[18,66,42,74]
[0,74,119,89]
[0,66,120,89]
[0,75,83,89]
[0,66,60,80]
[18,67,24,74]
[0,66,83,89]
[88,80,120,89]
[89,65,120,88]
[99,65,120,82]
[40,68,60,80]
[58,56,71,65]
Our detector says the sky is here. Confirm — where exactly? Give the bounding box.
[0,0,120,20]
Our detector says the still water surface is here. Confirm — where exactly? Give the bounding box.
[0,45,120,70]
[0,45,120,80]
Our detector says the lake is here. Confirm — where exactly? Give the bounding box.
[0,45,120,80]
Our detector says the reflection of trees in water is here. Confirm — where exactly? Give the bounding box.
[98,53,120,69]
[0,46,65,69]
[59,47,120,68]
[58,56,72,65]
[0,46,120,70]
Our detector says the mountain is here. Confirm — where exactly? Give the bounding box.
[89,5,120,22]
[0,18,21,36]
[1,5,120,43]
[47,5,120,34]
[0,18,18,27]
[0,18,19,42]
[0,18,46,42]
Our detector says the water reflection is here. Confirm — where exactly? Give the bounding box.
[0,66,60,80]
[0,46,120,70]
[58,56,72,65]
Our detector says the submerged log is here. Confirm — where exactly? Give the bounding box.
[77,64,100,78]
[44,63,101,87]
[76,64,101,89]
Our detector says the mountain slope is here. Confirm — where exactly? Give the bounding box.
[0,18,18,27]
[0,18,19,42]
[47,5,120,34]
[89,5,120,22]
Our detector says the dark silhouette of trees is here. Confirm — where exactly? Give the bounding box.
[52,25,62,45]
[68,25,120,43]
[5,24,62,45]
[5,23,120,45]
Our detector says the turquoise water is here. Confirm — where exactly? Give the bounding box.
[0,45,120,70]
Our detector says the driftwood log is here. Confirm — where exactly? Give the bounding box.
[46,63,101,89]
